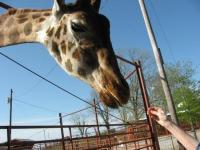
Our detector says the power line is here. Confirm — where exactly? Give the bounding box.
[0,51,91,106]
[0,52,133,124]
[14,98,61,113]
[148,0,176,63]
[17,64,57,98]
[62,106,92,118]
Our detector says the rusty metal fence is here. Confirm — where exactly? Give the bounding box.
[0,123,154,150]
[0,56,161,150]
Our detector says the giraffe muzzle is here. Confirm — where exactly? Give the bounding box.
[96,70,130,108]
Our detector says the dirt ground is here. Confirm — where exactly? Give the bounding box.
[158,129,200,150]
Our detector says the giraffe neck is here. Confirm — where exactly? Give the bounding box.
[0,9,52,47]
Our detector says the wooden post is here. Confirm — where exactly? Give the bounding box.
[135,61,160,150]
[59,113,66,150]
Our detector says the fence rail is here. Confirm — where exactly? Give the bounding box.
[0,123,155,150]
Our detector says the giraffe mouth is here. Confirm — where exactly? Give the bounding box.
[98,78,130,108]
[94,69,130,108]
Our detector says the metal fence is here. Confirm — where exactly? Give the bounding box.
[0,32,161,150]
[0,123,155,150]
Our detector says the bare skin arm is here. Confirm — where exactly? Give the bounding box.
[148,107,199,150]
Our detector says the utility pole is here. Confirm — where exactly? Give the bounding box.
[7,89,13,150]
[8,89,13,129]
[138,0,178,125]
[138,1,184,149]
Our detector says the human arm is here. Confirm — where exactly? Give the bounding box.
[148,107,199,150]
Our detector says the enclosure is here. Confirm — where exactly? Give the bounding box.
[0,55,160,150]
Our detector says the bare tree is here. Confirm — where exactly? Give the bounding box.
[90,91,111,132]
[117,49,157,122]
[71,114,86,137]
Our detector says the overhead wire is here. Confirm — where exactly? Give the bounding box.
[0,51,133,124]
[148,0,177,63]
[0,0,151,124]
[14,98,61,114]
[0,51,91,106]
[17,64,58,98]
[0,1,155,141]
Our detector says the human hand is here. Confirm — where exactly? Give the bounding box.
[148,107,170,127]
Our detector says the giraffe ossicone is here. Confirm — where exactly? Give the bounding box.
[0,0,130,108]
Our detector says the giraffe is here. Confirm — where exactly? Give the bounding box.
[0,0,130,108]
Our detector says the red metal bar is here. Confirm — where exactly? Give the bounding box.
[0,123,146,129]
[69,127,73,150]
[85,137,153,150]
[93,99,101,148]
[59,113,66,150]
[125,69,136,80]
[116,55,136,66]
[135,61,160,150]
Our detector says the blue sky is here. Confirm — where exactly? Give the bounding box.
[0,0,200,141]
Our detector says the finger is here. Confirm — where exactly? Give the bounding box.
[149,114,159,121]
[149,109,159,116]
[148,106,160,112]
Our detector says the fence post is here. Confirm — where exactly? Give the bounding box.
[7,127,11,150]
[69,127,74,150]
[93,99,101,148]
[59,113,66,150]
[135,61,160,150]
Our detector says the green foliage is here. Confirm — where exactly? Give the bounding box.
[173,85,200,124]
[158,61,200,125]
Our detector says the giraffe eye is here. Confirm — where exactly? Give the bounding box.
[71,22,86,33]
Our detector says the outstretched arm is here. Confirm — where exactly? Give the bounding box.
[148,107,199,150]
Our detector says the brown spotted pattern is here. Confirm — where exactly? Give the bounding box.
[0,33,4,44]
[0,2,130,108]
[72,48,81,60]
[6,18,15,27]
[52,41,62,63]
[60,41,66,55]
[9,28,20,42]
[78,68,86,77]
[32,14,41,19]
[68,42,74,51]
[55,26,62,39]
[65,59,73,72]
[24,22,33,36]
[18,18,28,24]
[39,18,46,22]
[63,25,67,35]
[46,27,54,37]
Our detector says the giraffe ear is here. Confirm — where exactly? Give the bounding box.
[90,0,101,12]
[52,0,65,17]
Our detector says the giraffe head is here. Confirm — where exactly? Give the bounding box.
[42,0,130,108]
